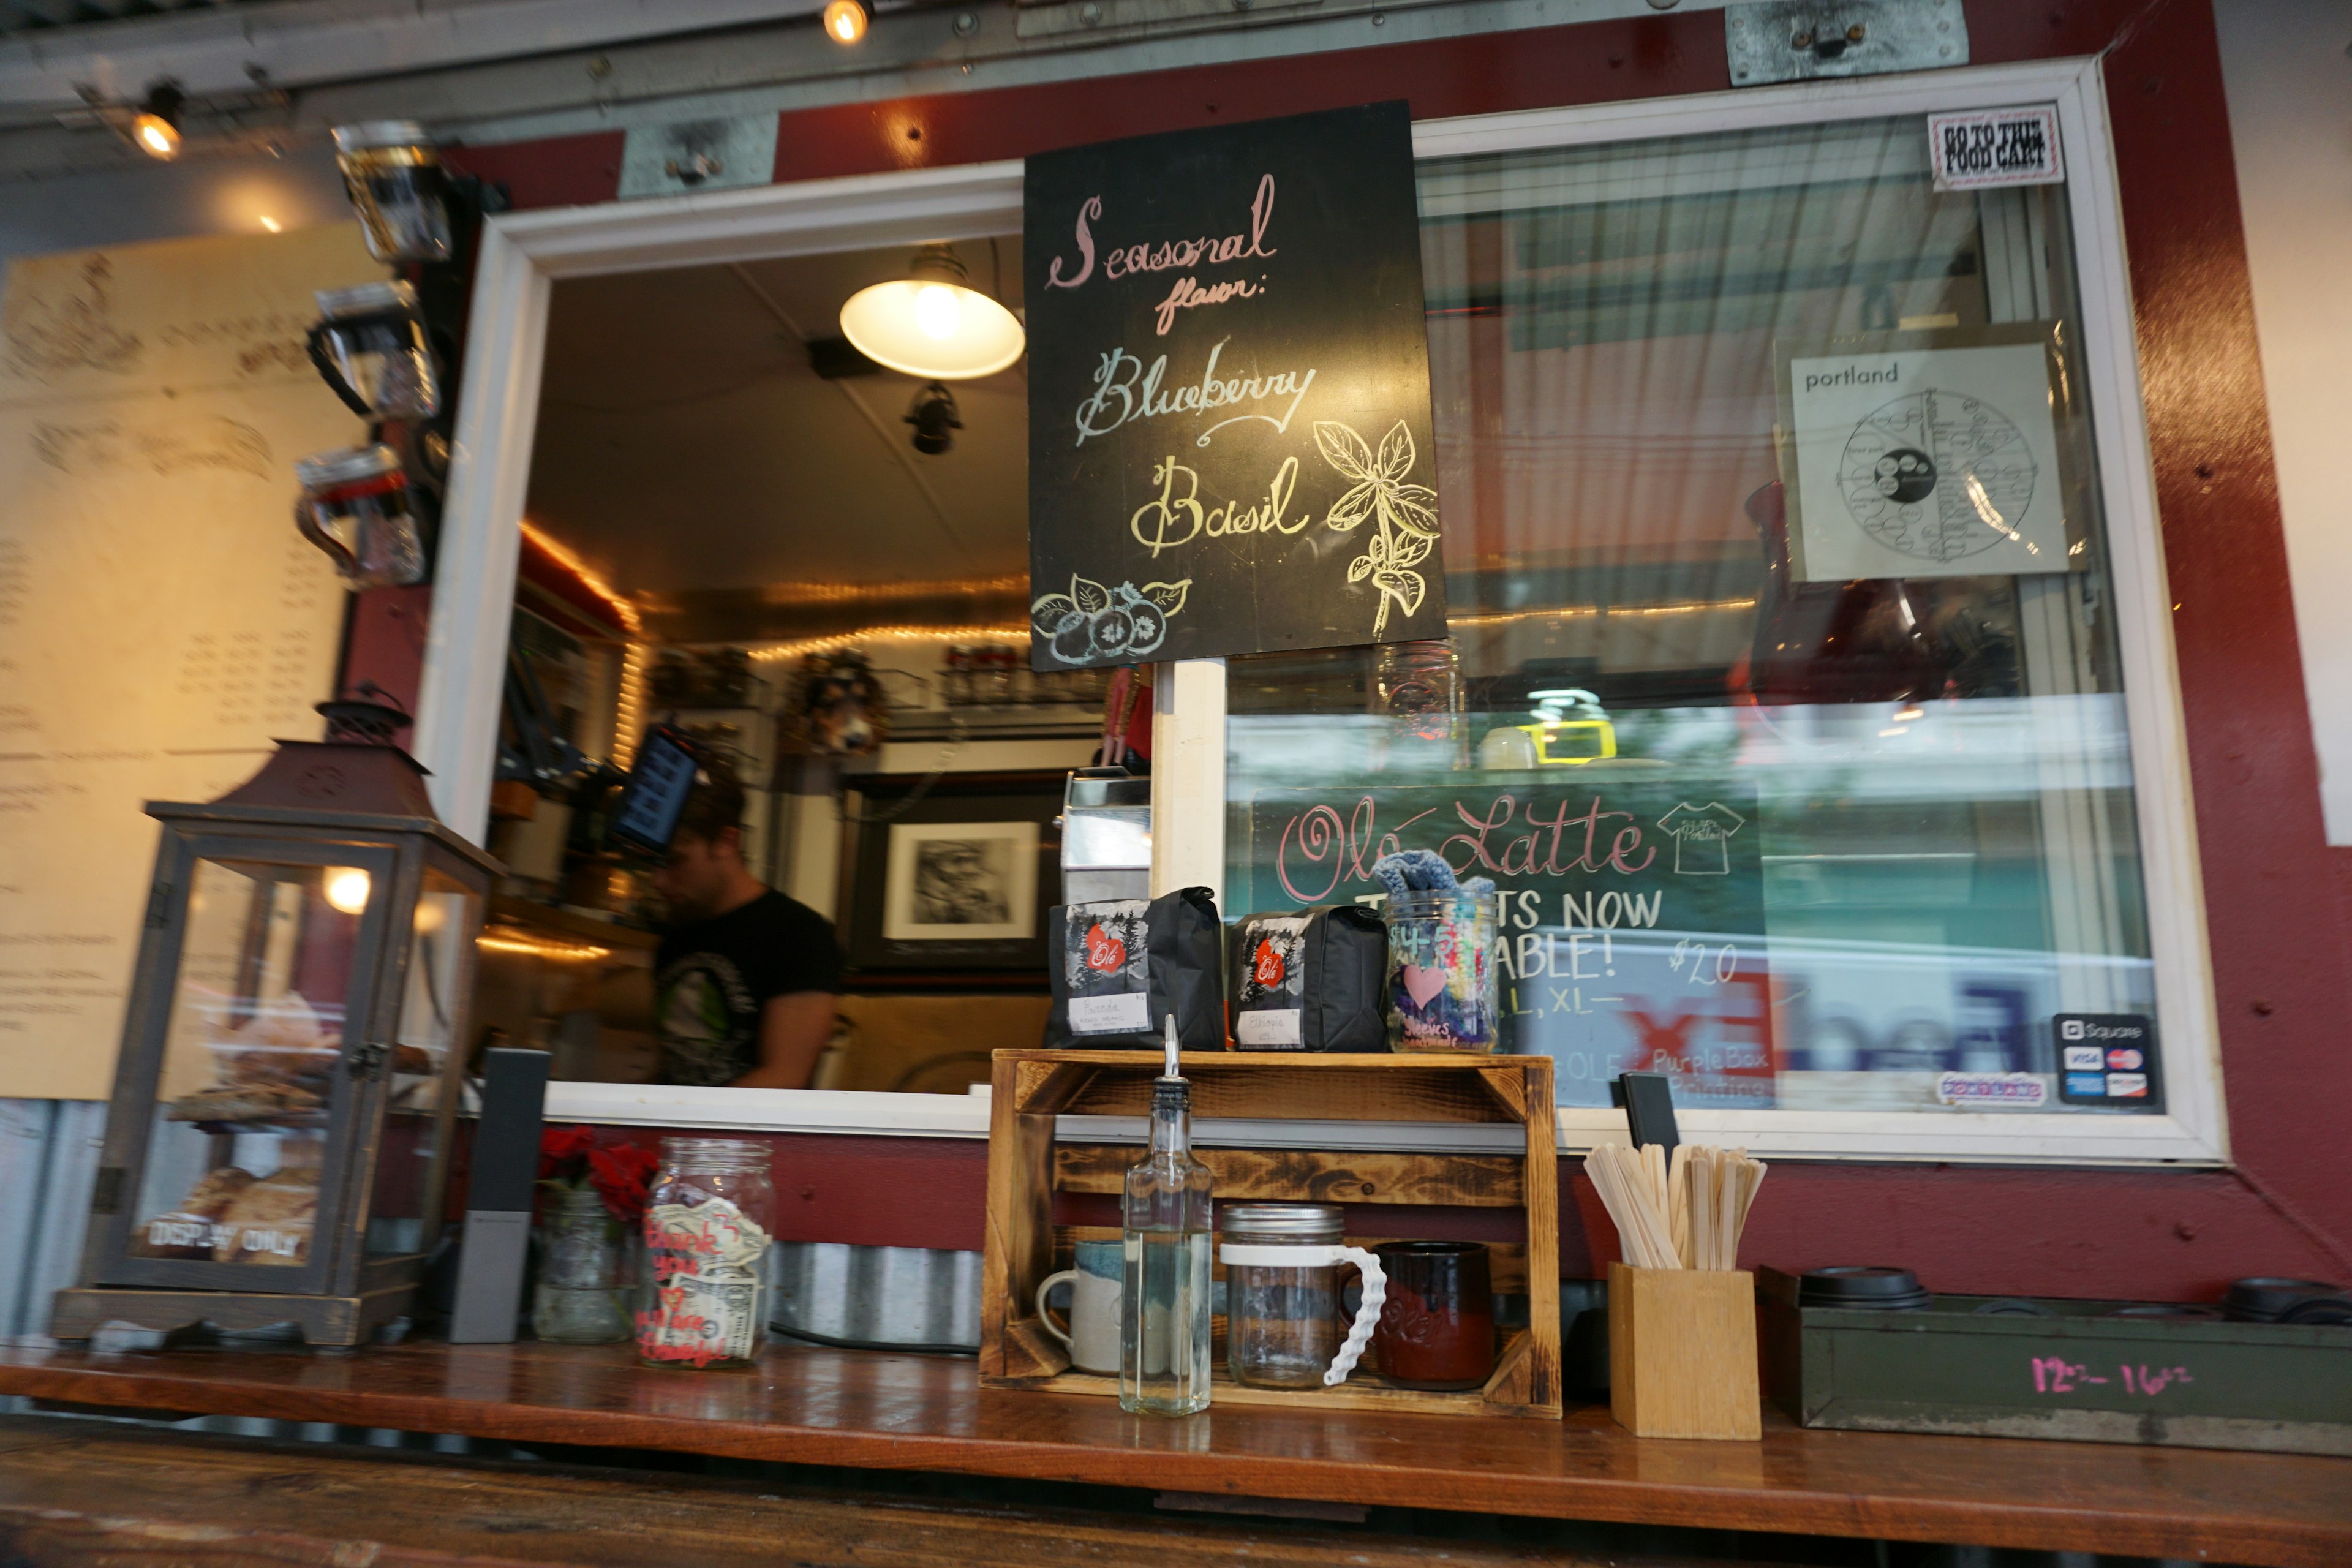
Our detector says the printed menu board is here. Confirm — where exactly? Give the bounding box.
[1235,777,1776,1108]
[0,225,377,1099]
[1023,101,1448,669]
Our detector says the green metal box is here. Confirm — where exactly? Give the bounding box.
[1758,1268,2352,1456]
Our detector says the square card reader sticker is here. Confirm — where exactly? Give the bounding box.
[2054,1014,2160,1108]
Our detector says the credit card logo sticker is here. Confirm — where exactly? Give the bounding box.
[2065,1073,2107,1097]
[2106,1072,2148,1098]
[2064,1046,2103,1071]
[2106,1047,2143,1071]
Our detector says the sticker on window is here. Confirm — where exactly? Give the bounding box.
[1928,105,2063,190]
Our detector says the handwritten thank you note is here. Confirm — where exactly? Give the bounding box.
[1024,101,1446,668]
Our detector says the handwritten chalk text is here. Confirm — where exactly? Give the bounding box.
[1044,175,1278,292]
[1074,338,1316,448]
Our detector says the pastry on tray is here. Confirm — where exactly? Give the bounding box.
[166,1082,325,1125]
[212,1172,317,1265]
[127,1166,258,1260]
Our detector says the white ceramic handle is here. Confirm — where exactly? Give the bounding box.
[1034,1268,1079,1349]
[1325,1246,1385,1387]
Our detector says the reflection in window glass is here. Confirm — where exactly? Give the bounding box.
[368,867,478,1256]
[1224,117,2159,1115]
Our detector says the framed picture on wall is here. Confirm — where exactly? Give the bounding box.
[881,821,1039,943]
[839,772,1063,978]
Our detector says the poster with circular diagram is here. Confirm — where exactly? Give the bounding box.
[1777,326,2075,582]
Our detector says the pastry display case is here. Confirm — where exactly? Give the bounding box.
[53,698,499,1347]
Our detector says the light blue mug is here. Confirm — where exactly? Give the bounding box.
[1036,1238,1122,1374]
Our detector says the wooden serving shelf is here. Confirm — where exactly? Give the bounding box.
[0,1338,2346,1566]
[981,1050,1561,1419]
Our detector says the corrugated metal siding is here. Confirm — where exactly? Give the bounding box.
[0,1099,102,1339]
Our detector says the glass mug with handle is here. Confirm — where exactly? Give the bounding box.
[1219,1204,1388,1390]
[1036,1237,1123,1375]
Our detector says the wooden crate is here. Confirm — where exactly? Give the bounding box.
[980,1050,1562,1419]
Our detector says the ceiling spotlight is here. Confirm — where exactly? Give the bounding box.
[839,243,1025,380]
[824,0,872,43]
[130,80,185,160]
[906,382,962,456]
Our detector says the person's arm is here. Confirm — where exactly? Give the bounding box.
[730,991,837,1088]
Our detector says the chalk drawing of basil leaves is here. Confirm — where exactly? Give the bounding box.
[1315,420,1439,636]
[1031,575,1191,664]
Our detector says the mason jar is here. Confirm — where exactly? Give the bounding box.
[1219,1204,1385,1391]
[332,121,453,263]
[636,1137,774,1369]
[1385,889,1502,1053]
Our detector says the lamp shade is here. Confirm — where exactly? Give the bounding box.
[839,246,1024,380]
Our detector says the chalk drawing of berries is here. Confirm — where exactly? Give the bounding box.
[1031,575,1190,664]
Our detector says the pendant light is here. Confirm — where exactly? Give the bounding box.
[838,243,1025,381]
[130,81,184,160]
[823,0,872,43]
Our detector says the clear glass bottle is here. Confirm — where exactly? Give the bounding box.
[1120,1076,1215,1415]
[636,1137,774,1369]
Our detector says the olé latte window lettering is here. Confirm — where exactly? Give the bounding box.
[1025,102,1447,667]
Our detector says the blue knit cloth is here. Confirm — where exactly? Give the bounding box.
[1371,850,1495,904]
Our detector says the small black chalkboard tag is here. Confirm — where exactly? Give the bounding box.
[1023,101,1447,669]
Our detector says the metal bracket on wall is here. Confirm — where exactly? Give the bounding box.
[1016,0,1323,40]
[618,114,781,200]
[1725,0,1968,85]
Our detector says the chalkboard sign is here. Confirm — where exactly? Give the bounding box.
[1023,102,1448,669]
[1235,776,1776,1108]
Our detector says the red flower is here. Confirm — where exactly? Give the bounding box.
[587,1142,660,1224]
[538,1124,595,1181]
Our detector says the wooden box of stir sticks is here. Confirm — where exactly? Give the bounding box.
[1609,1264,1763,1439]
[1588,1142,1768,1440]
[980,1050,1564,1419]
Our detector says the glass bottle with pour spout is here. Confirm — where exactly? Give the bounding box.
[1119,1020,1214,1415]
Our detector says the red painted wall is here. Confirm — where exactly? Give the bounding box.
[462,0,2351,1300]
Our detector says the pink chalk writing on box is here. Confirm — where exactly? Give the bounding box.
[2031,1355,2194,1396]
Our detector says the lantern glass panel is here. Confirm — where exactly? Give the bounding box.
[367,867,480,1257]
[127,857,365,1270]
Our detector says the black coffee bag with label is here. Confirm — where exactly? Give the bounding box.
[1229,905,1387,1052]
[1045,886,1224,1050]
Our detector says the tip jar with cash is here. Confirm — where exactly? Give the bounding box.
[636,1137,774,1369]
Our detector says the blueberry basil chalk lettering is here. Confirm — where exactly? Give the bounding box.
[1025,103,1445,666]
[1072,339,1316,448]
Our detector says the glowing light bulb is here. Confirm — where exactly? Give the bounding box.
[134,113,181,159]
[323,867,372,915]
[258,215,282,233]
[824,0,869,42]
[914,284,960,340]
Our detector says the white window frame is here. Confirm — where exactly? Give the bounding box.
[423,55,2226,1164]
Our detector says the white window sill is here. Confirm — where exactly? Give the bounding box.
[540,1081,2224,1164]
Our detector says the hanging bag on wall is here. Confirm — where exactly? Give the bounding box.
[1229,905,1389,1053]
[1045,886,1224,1051]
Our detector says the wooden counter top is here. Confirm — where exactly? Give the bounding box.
[1,1337,2345,1566]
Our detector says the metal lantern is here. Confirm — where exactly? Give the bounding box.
[53,696,499,1347]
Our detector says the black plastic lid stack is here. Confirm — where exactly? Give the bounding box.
[1798,1266,1931,1311]
[2224,1277,2352,1324]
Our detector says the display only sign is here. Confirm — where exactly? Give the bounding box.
[1022,102,1448,670]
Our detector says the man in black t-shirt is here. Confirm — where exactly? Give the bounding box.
[649,771,843,1088]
